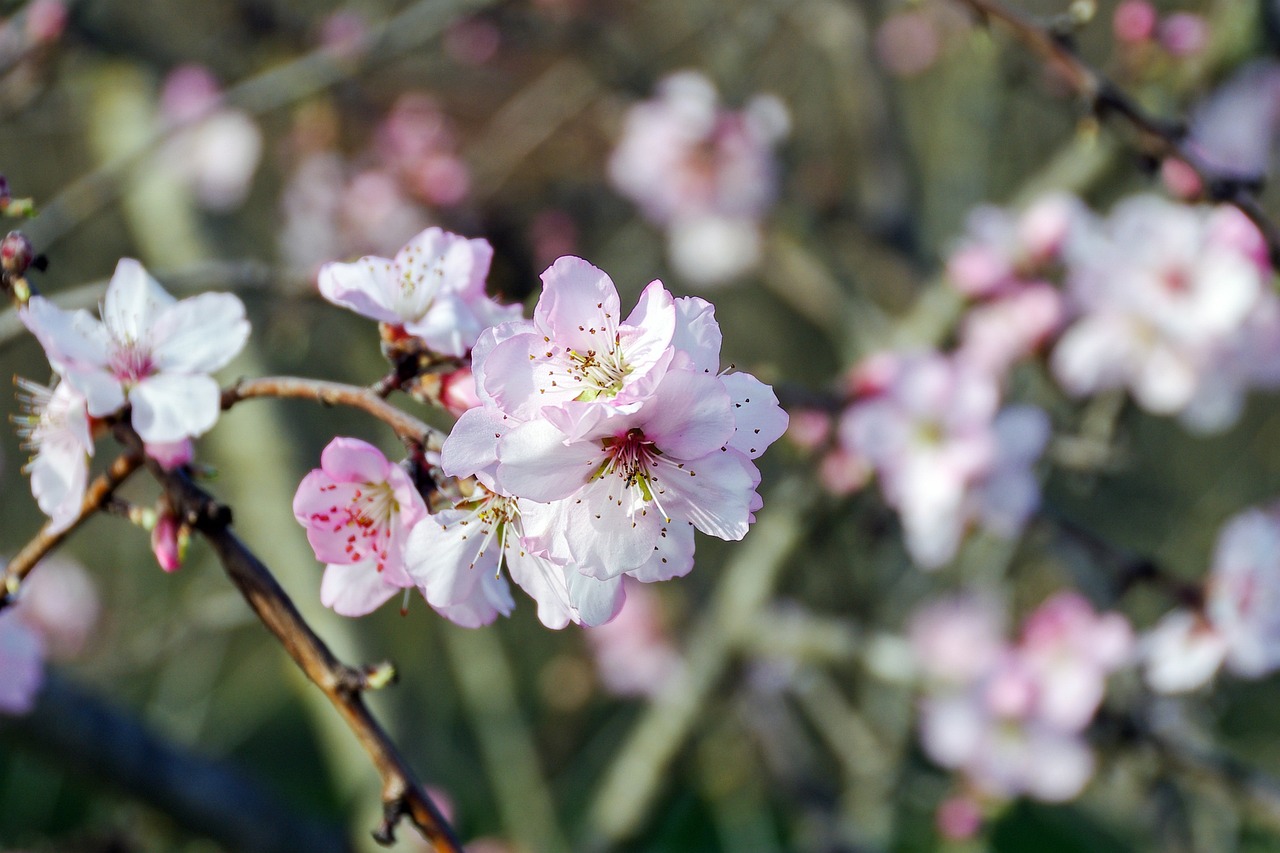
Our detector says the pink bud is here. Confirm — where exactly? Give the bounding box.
[439,367,482,417]
[1113,0,1157,44]
[145,438,195,470]
[152,513,188,573]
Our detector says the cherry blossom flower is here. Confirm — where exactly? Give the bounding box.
[293,437,427,616]
[585,577,683,697]
[912,592,1132,803]
[836,348,1050,566]
[1142,609,1228,694]
[21,258,250,444]
[608,71,788,285]
[318,226,521,358]
[475,256,677,430]
[17,556,99,662]
[1051,196,1274,432]
[15,378,92,534]
[157,65,263,212]
[1203,505,1280,678]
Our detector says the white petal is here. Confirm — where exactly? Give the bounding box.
[103,259,175,341]
[497,420,601,502]
[721,372,788,459]
[129,373,221,443]
[655,449,758,541]
[151,292,250,373]
[317,256,402,323]
[320,561,401,616]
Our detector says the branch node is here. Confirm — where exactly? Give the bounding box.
[372,797,409,846]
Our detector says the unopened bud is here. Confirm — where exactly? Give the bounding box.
[151,512,190,573]
[1,231,34,277]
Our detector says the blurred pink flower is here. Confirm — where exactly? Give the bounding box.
[1112,0,1157,44]
[14,556,98,663]
[0,609,43,715]
[586,577,683,697]
[1158,12,1209,57]
[875,10,941,78]
[1142,609,1228,693]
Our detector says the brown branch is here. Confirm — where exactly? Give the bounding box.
[113,423,462,851]
[1,449,144,606]
[221,376,444,454]
[954,0,1280,269]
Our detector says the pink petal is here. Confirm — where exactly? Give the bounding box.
[320,561,402,616]
[319,436,391,483]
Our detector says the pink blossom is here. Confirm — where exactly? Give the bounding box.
[21,259,250,444]
[1052,196,1271,432]
[1112,0,1157,43]
[840,351,1021,567]
[586,577,683,696]
[475,256,677,428]
[913,592,1132,803]
[293,438,428,616]
[875,10,942,78]
[956,283,1064,377]
[946,193,1091,297]
[16,556,99,662]
[158,66,263,211]
[608,71,787,284]
[151,511,188,573]
[318,227,521,358]
[15,379,93,534]
[1204,505,1280,678]
[1184,61,1280,182]
[1158,12,1209,57]
[935,795,983,841]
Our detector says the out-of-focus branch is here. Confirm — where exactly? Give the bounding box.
[0,673,352,853]
[112,425,461,851]
[221,376,445,455]
[1,449,143,605]
[952,0,1280,269]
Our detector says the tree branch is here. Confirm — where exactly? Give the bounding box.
[221,376,445,455]
[1,449,143,606]
[952,0,1280,269]
[114,424,462,851]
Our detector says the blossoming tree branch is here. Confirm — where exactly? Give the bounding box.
[10,0,1280,849]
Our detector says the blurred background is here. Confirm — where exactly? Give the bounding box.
[3,0,1280,850]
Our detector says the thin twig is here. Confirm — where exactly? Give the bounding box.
[114,423,462,851]
[953,0,1280,269]
[1,449,143,605]
[221,376,445,454]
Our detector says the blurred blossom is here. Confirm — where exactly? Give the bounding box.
[874,10,941,79]
[1184,60,1280,182]
[376,93,471,207]
[817,447,871,496]
[158,66,263,211]
[609,71,787,285]
[1205,505,1280,678]
[1142,609,1228,693]
[13,556,98,663]
[1112,0,1157,43]
[785,408,832,451]
[0,555,101,715]
[935,794,983,841]
[946,192,1091,298]
[585,577,683,698]
[909,594,1005,685]
[1157,12,1209,57]
[913,592,1132,804]
[24,0,66,44]
[956,283,1064,377]
[839,351,1046,567]
[1051,195,1279,433]
[0,608,43,715]
[1160,157,1203,200]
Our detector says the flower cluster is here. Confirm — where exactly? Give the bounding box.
[18,259,249,530]
[609,71,788,286]
[295,233,785,628]
[1143,503,1280,693]
[911,593,1133,811]
[427,255,787,626]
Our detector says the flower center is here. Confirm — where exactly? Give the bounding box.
[328,481,400,571]
[569,340,629,400]
[109,339,155,384]
[595,428,663,502]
